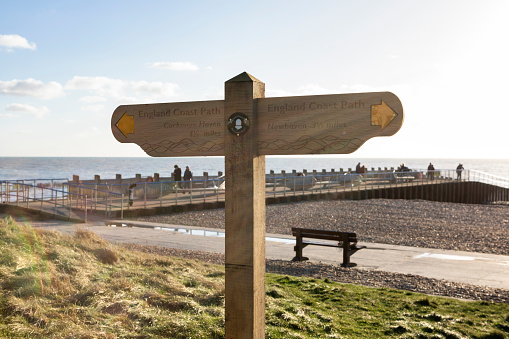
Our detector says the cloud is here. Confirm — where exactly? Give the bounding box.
[130,80,179,97]
[65,76,125,97]
[6,103,50,119]
[65,76,179,102]
[79,96,107,103]
[76,126,102,138]
[147,61,199,71]
[267,84,333,98]
[267,83,384,98]
[0,34,36,51]
[80,104,105,112]
[0,78,64,99]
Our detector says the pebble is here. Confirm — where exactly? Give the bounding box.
[130,199,509,303]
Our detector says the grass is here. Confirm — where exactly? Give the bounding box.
[0,216,508,338]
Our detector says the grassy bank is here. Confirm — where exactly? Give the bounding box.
[0,216,508,338]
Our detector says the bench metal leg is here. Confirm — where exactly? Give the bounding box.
[341,233,356,267]
[292,230,308,261]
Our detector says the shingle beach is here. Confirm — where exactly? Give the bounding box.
[127,199,509,302]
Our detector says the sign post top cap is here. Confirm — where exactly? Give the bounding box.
[226,72,262,83]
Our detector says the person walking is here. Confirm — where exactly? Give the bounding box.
[427,163,435,181]
[183,166,192,192]
[128,183,136,206]
[172,165,182,189]
[456,163,464,180]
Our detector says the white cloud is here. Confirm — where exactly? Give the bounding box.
[80,104,105,112]
[267,83,384,98]
[12,128,33,136]
[65,76,179,102]
[147,61,199,71]
[0,78,64,99]
[76,126,102,138]
[0,112,16,118]
[267,84,333,98]
[65,76,125,97]
[0,34,36,51]
[79,95,107,103]
[131,80,179,97]
[296,84,334,95]
[6,103,50,119]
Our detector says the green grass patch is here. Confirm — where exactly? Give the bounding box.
[1,216,508,338]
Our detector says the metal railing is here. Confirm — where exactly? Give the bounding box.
[64,183,124,218]
[0,180,88,222]
[66,176,226,211]
[2,169,507,221]
[467,170,509,189]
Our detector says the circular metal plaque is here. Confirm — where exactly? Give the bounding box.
[227,112,250,136]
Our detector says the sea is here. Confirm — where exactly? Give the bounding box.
[0,157,508,181]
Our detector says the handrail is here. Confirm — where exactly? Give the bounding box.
[64,183,124,218]
[65,183,124,195]
[2,169,507,221]
[1,178,68,182]
[0,182,88,222]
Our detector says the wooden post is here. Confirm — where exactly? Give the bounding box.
[224,72,266,339]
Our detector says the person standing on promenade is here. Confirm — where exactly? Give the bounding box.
[456,163,464,180]
[427,163,435,181]
[355,162,362,173]
[183,166,192,192]
[172,165,182,189]
[128,183,136,206]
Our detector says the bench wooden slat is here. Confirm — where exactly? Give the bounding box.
[296,234,356,242]
[292,228,356,239]
[301,241,341,248]
[292,227,355,236]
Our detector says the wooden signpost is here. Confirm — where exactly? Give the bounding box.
[111,72,404,338]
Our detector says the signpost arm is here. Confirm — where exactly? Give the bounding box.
[224,72,266,339]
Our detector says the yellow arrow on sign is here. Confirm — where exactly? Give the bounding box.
[371,100,397,130]
[115,112,134,137]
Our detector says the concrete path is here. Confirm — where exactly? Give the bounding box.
[26,218,509,290]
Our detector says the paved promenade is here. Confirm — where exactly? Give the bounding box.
[26,218,509,290]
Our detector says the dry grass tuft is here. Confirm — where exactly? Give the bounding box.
[95,248,119,265]
[74,228,106,244]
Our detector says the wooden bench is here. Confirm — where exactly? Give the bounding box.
[291,227,365,267]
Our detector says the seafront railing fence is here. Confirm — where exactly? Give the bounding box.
[0,178,69,204]
[63,168,508,215]
[66,176,226,211]
[0,180,88,222]
[2,169,507,220]
[467,170,509,189]
[64,183,124,218]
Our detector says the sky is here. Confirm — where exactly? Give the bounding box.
[1,0,508,159]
